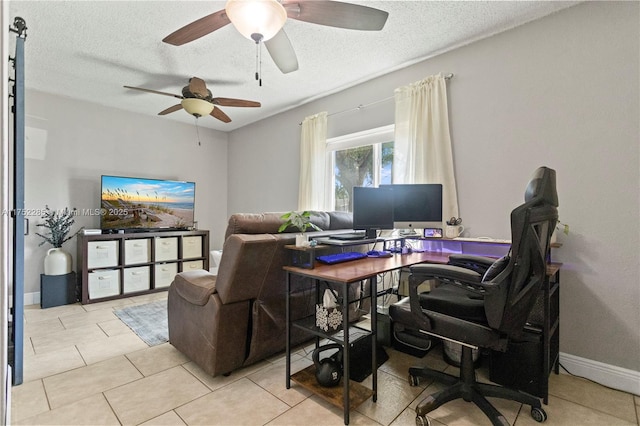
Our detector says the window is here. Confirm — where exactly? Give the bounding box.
[326,125,394,211]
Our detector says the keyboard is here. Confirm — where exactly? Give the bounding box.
[330,232,367,241]
[316,251,367,265]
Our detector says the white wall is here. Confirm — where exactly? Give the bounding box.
[23,90,229,298]
[228,0,640,380]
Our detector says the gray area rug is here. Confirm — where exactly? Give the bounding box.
[114,299,168,346]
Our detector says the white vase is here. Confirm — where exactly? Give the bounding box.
[295,234,309,247]
[44,247,72,276]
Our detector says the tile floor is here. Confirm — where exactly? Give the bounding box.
[11,292,640,425]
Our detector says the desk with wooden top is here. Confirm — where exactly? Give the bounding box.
[283,251,451,425]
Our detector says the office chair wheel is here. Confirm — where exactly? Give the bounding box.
[408,374,420,386]
[531,406,547,423]
[415,414,430,426]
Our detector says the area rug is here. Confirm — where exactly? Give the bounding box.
[114,299,168,346]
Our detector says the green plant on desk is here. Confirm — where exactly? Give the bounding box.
[280,211,323,247]
[278,211,322,233]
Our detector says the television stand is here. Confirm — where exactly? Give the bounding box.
[77,229,209,304]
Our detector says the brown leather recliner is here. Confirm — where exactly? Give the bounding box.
[168,211,367,376]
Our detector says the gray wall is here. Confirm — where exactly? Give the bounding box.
[228,2,640,373]
[23,91,229,298]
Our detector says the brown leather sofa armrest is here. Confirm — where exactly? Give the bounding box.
[216,234,278,304]
[173,270,217,306]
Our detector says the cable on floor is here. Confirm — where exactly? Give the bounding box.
[557,361,635,395]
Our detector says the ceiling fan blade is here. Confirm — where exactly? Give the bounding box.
[158,104,184,115]
[213,97,261,108]
[264,29,299,74]
[211,106,232,123]
[124,86,183,100]
[188,77,209,98]
[162,10,231,46]
[283,0,388,31]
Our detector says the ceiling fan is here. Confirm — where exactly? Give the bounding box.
[123,76,260,123]
[162,0,389,75]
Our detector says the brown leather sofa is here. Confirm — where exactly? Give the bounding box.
[167,211,367,376]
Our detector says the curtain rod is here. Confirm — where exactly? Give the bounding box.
[299,73,453,125]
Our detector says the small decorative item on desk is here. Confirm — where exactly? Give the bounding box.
[278,211,322,247]
[557,221,570,235]
[445,216,464,239]
[36,206,83,275]
[551,220,569,244]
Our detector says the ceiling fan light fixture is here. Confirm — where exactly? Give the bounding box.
[225,0,287,42]
[181,98,214,117]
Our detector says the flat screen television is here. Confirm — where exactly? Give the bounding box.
[100,175,196,231]
[352,186,394,238]
[384,183,443,231]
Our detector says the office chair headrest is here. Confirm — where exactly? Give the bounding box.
[524,167,559,207]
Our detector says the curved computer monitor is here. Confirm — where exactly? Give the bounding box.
[385,183,443,231]
[353,186,394,238]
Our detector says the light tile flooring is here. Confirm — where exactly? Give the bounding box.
[11,292,640,425]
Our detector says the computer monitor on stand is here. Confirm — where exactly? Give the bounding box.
[352,186,395,239]
[385,184,443,235]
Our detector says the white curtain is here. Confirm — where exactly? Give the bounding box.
[393,73,459,219]
[298,111,328,211]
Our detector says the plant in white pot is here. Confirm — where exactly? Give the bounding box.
[278,211,322,246]
[550,220,570,244]
[36,206,82,275]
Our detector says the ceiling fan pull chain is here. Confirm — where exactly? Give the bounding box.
[255,40,263,87]
[194,116,202,146]
[259,41,262,87]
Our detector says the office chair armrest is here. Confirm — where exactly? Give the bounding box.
[410,263,483,283]
[406,264,478,330]
[447,254,496,275]
[410,263,492,295]
[407,268,435,331]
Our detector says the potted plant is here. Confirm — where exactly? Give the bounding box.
[551,220,569,244]
[36,206,82,275]
[279,211,322,246]
[557,221,569,235]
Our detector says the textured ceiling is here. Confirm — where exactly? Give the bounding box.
[8,1,578,131]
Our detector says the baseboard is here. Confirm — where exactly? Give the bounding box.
[559,352,640,396]
[24,292,39,307]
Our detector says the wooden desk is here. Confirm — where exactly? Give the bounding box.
[284,251,450,425]
[284,251,450,284]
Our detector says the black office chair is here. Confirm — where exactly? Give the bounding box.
[390,166,558,426]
